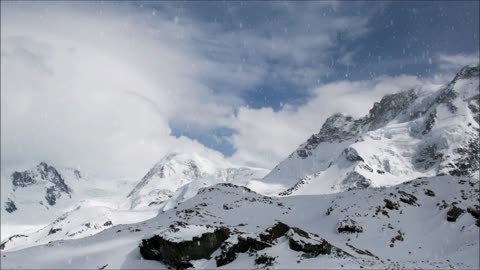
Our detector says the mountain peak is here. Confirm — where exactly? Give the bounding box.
[6,162,74,213]
[454,64,480,81]
[263,65,480,195]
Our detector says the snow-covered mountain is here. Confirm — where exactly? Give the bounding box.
[1,162,137,238]
[1,65,478,269]
[126,152,268,209]
[0,153,268,252]
[2,175,478,269]
[262,65,479,196]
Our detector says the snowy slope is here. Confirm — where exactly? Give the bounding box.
[126,152,268,209]
[1,153,267,252]
[1,175,478,269]
[263,65,480,196]
[1,162,136,239]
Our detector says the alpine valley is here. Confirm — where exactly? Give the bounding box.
[1,65,479,269]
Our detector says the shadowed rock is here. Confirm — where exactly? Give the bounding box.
[140,226,230,270]
[446,206,465,222]
[5,199,17,213]
[337,219,364,234]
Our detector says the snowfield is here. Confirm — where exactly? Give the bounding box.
[1,176,479,269]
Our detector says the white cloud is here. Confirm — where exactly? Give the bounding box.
[0,1,384,179]
[437,53,479,71]
[1,2,234,178]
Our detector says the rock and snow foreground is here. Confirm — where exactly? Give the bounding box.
[1,65,479,269]
[1,176,479,269]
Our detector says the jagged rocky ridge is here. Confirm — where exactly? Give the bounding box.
[263,65,480,196]
[5,162,73,212]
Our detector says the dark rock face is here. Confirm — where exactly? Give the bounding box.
[337,219,364,234]
[295,114,362,158]
[278,174,314,196]
[384,199,399,210]
[140,227,230,270]
[448,135,480,177]
[215,236,272,267]
[389,230,405,247]
[10,162,72,207]
[11,171,36,188]
[422,109,437,135]
[366,89,418,131]
[255,254,276,267]
[467,206,480,227]
[5,199,17,213]
[103,220,113,227]
[424,189,435,197]
[467,205,480,219]
[141,221,350,268]
[48,228,62,235]
[259,222,291,243]
[454,65,480,81]
[414,144,443,171]
[344,147,364,162]
[287,227,350,258]
[447,206,465,222]
[398,191,418,206]
[342,171,372,190]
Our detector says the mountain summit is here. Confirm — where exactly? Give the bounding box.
[263,65,479,196]
[126,152,268,209]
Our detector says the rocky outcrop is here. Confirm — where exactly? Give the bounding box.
[141,221,350,269]
[446,206,465,222]
[259,222,291,243]
[337,219,363,234]
[0,234,28,250]
[8,162,72,208]
[140,226,230,270]
[449,135,480,177]
[5,199,17,213]
[287,227,350,258]
[296,114,362,158]
[365,89,418,131]
[215,236,272,267]
[341,171,372,190]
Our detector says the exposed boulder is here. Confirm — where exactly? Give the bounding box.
[259,222,291,243]
[287,227,350,258]
[467,205,480,219]
[398,191,419,206]
[337,219,364,234]
[424,189,435,197]
[48,228,62,235]
[384,199,399,210]
[446,206,465,222]
[5,199,17,213]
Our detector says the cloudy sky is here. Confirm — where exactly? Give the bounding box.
[1,1,479,179]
